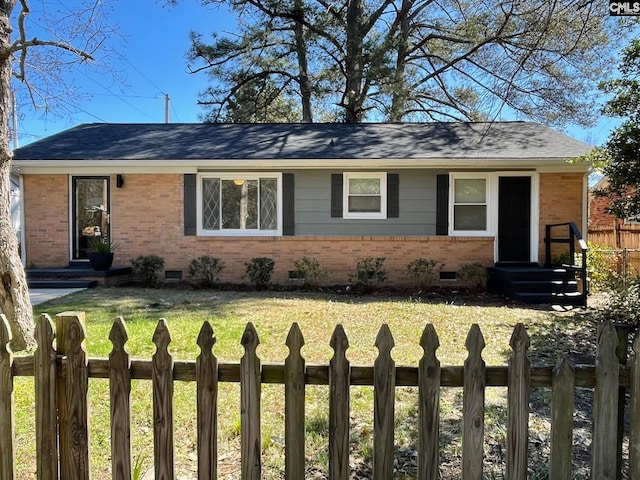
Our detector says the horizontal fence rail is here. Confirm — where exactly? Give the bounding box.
[1,312,639,480]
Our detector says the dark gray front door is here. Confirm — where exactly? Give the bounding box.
[498,176,531,262]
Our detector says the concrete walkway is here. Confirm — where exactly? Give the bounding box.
[30,288,86,306]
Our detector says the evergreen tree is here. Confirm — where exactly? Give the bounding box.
[175,0,625,124]
[593,37,640,219]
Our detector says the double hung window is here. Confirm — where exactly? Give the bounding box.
[343,172,387,219]
[451,175,489,233]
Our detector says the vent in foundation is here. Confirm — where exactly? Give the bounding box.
[439,271,457,281]
[165,270,183,280]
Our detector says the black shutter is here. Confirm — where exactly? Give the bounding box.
[184,174,197,236]
[283,173,295,235]
[436,174,449,235]
[331,173,343,217]
[387,173,399,218]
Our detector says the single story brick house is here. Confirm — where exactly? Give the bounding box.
[12,122,591,287]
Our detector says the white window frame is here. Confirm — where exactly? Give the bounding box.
[343,172,387,219]
[449,171,539,263]
[196,172,282,236]
[449,173,492,236]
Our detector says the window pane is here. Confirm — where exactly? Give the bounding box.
[202,178,220,230]
[454,179,486,203]
[260,178,277,230]
[349,178,380,195]
[349,196,381,212]
[454,205,487,230]
[221,179,258,229]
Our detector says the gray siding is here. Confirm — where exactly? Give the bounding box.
[293,170,437,236]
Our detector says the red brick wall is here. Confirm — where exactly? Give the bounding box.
[589,194,617,228]
[24,173,495,285]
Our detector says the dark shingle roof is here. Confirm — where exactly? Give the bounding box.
[13,122,590,161]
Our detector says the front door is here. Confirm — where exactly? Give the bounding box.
[498,176,531,262]
[72,176,110,260]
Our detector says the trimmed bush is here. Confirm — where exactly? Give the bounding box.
[292,256,327,289]
[245,257,275,290]
[131,254,165,287]
[188,256,225,288]
[349,257,386,291]
[406,258,444,290]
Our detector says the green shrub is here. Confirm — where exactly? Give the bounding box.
[597,277,640,327]
[292,256,327,289]
[457,262,486,291]
[349,257,386,291]
[406,258,444,290]
[245,257,275,290]
[188,256,225,288]
[131,254,165,287]
[552,250,574,266]
[587,243,624,292]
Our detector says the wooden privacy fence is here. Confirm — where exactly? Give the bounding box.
[589,222,640,250]
[1,312,640,480]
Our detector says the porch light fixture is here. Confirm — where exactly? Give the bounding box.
[116,174,124,188]
[233,179,245,186]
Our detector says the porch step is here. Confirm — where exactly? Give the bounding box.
[512,291,584,305]
[28,279,98,289]
[487,265,586,307]
[27,265,132,287]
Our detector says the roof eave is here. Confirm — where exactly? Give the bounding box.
[13,157,590,174]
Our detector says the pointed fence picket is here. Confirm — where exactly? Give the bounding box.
[1,312,639,480]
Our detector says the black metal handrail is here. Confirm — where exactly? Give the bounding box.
[544,222,589,298]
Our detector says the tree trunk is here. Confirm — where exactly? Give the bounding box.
[292,0,313,123]
[0,1,35,352]
[389,0,412,122]
[344,0,365,123]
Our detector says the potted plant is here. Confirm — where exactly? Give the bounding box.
[87,235,120,271]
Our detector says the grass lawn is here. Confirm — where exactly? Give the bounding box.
[13,287,600,479]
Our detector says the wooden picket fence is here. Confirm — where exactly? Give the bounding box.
[1,311,640,480]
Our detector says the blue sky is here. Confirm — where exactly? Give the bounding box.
[16,0,233,145]
[14,0,620,147]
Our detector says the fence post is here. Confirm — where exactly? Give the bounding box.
[152,319,174,480]
[592,321,620,480]
[196,321,218,480]
[241,322,261,480]
[109,317,132,480]
[284,323,305,480]
[373,325,395,480]
[35,314,59,480]
[550,359,574,480]
[507,324,530,480]
[56,311,90,480]
[463,324,485,480]
[630,329,640,480]
[419,324,440,480]
[615,324,631,480]
[329,324,350,480]
[0,314,14,480]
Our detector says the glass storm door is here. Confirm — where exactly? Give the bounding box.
[72,177,110,260]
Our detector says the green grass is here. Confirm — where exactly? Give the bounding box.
[11,287,600,479]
